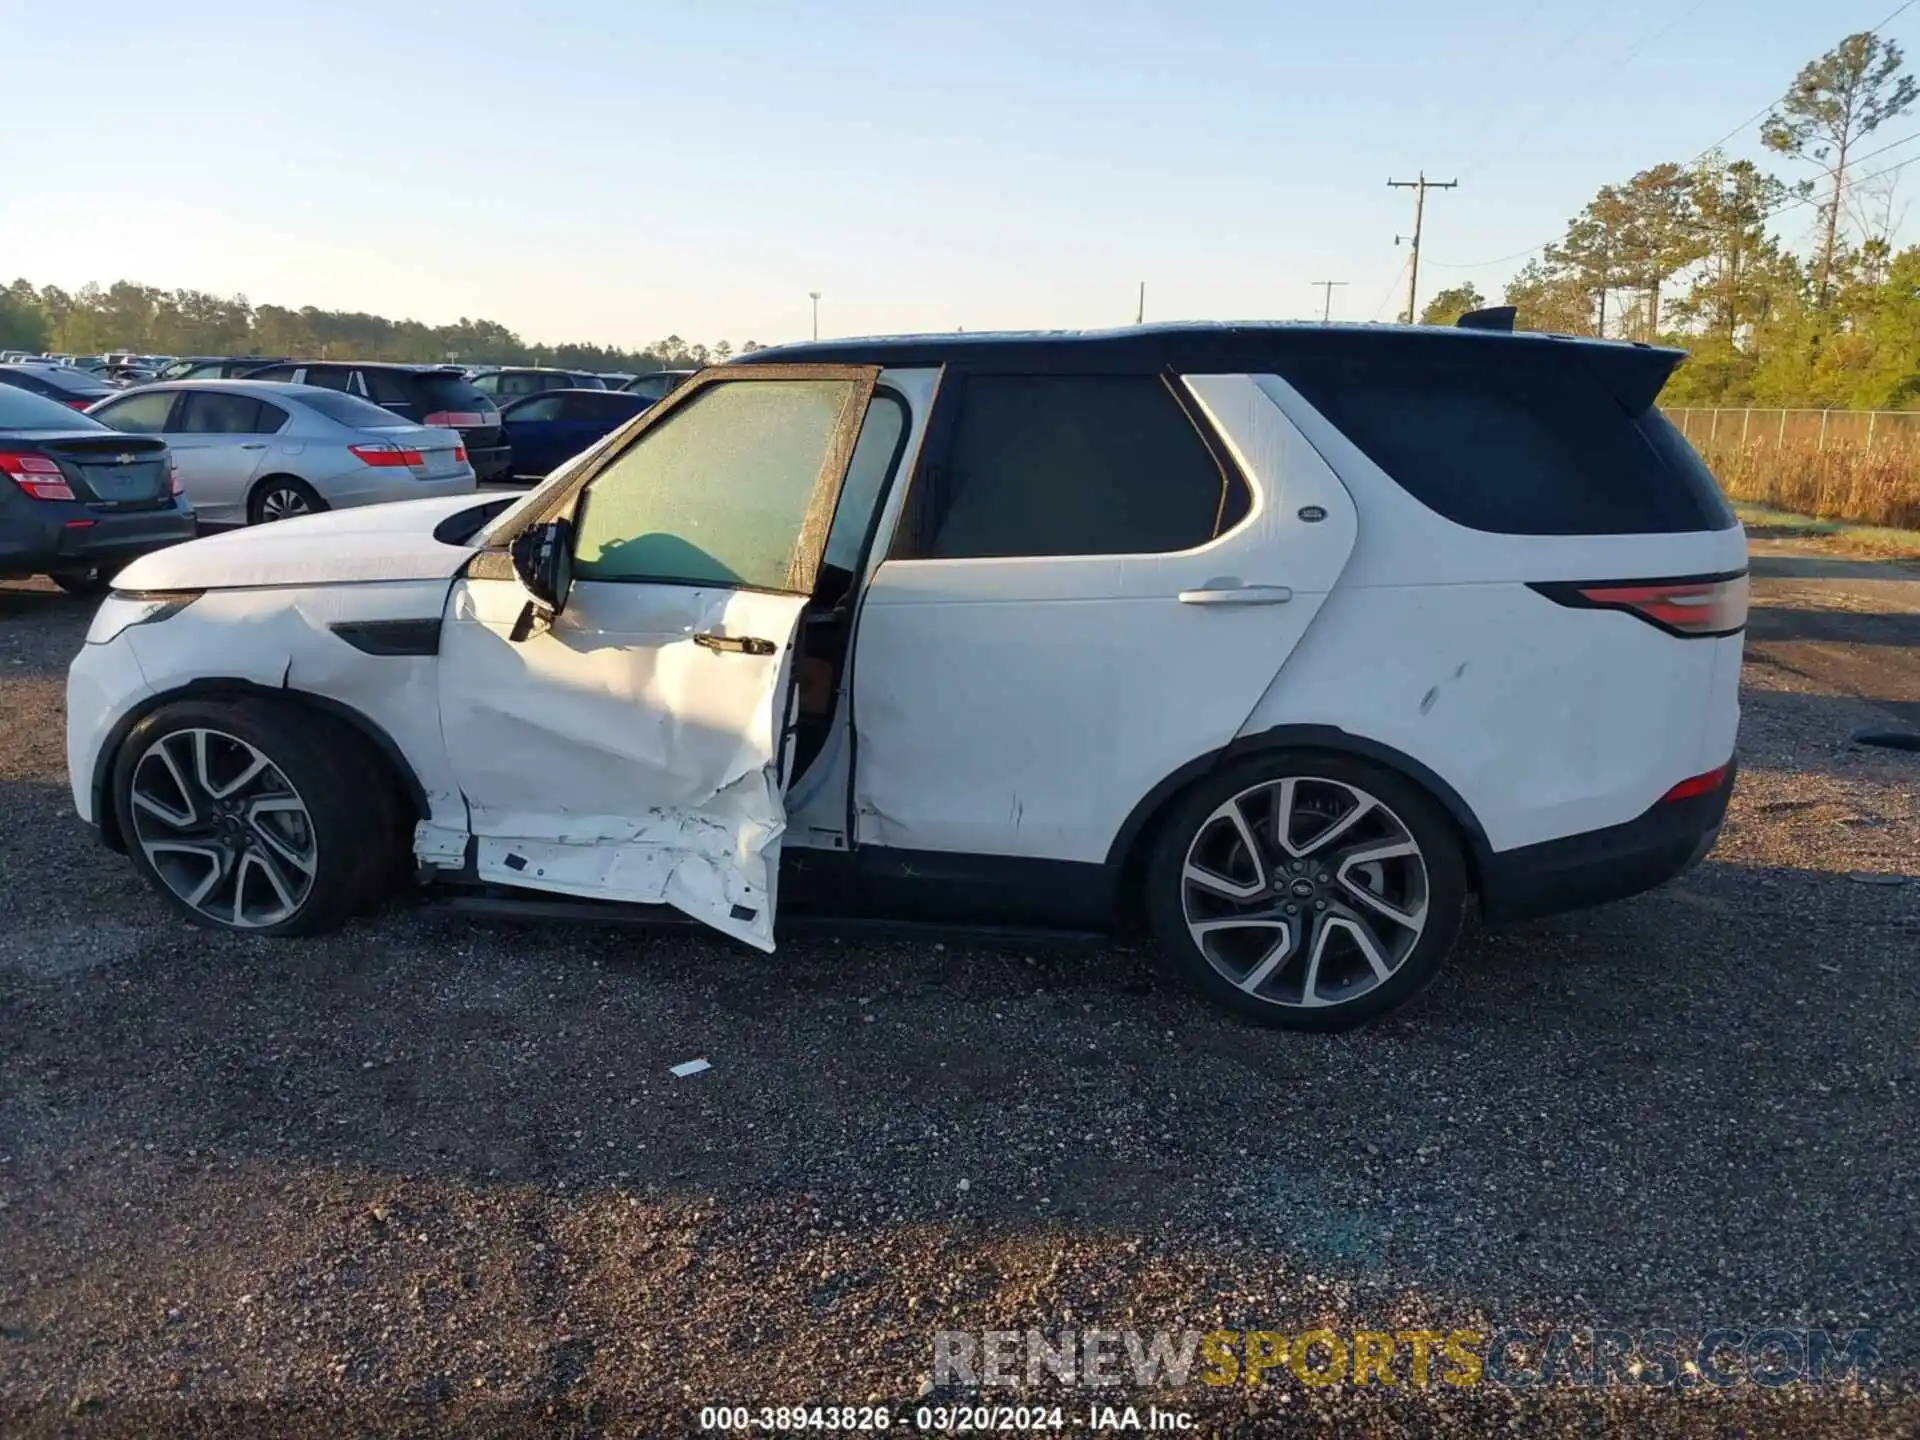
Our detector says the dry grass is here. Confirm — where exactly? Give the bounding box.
[1702,439,1920,530]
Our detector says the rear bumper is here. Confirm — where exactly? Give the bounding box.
[0,496,197,579]
[466,445,511,481]
[1478,756,1738,924]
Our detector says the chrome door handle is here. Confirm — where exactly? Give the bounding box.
[1178,585,1293,606]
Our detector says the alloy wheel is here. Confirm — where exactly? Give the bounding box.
[257,486,310,521]
[127,728,317,928]
[1180,775,1429,1009]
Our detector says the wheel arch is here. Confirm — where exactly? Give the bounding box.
[1105,725,1492,917]
[93,678,427,854]
[247,472,321,521]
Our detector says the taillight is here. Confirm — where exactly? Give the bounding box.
[454,444,468,463]
[423,410,487,428]
[1661,763,1731,803]
[1529,572,1749,638]
[65,398,92,411]
[351,443,426,468]
[0,452,77,501]
[167,455,183,495]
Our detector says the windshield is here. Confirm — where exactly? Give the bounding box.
[0,385,108,431]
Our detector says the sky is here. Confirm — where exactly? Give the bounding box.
[4,0,1917,350]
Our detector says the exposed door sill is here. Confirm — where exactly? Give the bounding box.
[417,885,1106,946]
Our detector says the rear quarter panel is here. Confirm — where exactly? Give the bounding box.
[1232,373,1747,854]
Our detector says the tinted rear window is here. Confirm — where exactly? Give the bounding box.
[298,389,411,428]
[0,385,104,431]
[413,373,492,410]
[1282,355,1735,535]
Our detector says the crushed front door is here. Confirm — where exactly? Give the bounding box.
[435,365,880,949]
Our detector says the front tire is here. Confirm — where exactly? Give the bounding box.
[248,476,325,525]
[1145,751,1467,1031]
[112,698,403,936]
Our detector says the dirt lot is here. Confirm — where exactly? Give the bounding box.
[1,541,1917,1437]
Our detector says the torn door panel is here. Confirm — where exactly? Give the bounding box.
[472,765,784,951]
[437,579,807,950]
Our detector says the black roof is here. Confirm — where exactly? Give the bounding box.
[734,321,1681,406]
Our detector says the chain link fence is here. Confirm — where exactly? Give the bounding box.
[1663,407,1920,454]
[1659,408,1920,530]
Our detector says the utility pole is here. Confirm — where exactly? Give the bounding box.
[1136,281,1145,325]
[809,291,821,341]
[1388,172,1457,322]
[1310,280,1349,322]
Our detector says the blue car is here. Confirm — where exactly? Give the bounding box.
[498,388,651,480]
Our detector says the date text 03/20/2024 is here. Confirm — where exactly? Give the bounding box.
[697,1405,1192,1431]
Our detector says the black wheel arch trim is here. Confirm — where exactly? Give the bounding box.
[92,679,429,854]
[1103,723,1493,889]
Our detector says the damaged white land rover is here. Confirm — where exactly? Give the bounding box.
[66,320,1747,1030]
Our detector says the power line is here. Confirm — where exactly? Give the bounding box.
[1425,0,1920,273]
[1368,255,1413,322]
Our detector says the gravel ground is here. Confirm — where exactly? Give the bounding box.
[1,545,1917,1437]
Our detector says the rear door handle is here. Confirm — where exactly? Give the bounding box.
[694,632,777,656]
[1178,585,1293,606]
[240,442,267,450]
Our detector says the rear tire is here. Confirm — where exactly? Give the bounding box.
[112,697,404,936]
[50,569,110,597]
[248,476,325,525]
[1145,750,1467,1031]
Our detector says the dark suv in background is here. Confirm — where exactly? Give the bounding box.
[242,362,509,480]
[158,356,291,381]
[469,367,607,402]
[0,385,194,594]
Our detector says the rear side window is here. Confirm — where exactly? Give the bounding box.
[1282,357,1735,535]
[360,369,416,408]
[32,367,107,396]
[899,374,1244,560]
[299,389,410,429]
[92,390,177,434]
[243,364,296,382]
[177,392,280,434]
[302,366,352,392]
[508,394,565,423]
[570,374,607,390]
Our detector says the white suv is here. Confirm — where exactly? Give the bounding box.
[65,321,1747,1030]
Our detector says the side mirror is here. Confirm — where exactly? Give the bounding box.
[508,518,574,632]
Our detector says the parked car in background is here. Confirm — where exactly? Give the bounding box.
[468,367,608,402]
[0,383,193,594]
[620,369,695,401]
[498,388,650,479]
[239,362,509,480]
[157,356,290,382]
[0,362,118,411]
[86,381,475,526]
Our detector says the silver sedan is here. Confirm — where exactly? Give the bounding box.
[86,380,476,526]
